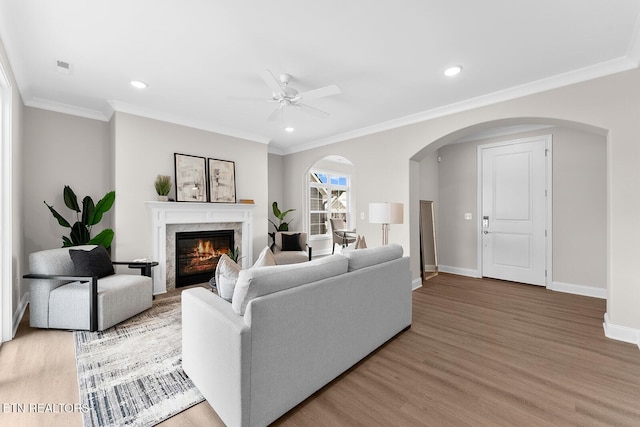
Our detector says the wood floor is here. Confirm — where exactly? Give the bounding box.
[2,273,640,426]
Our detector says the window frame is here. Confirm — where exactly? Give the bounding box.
[307,168,351,240]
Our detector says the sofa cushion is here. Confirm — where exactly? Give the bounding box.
[273,250,308,265]
[215,254,241,301]
[69,245,114,278]
[253,246,277,268]
[281,233,303,251]
[232,254,349,315]
[216,247,276,301]
[342,243,403,271]
[275,232,308,249]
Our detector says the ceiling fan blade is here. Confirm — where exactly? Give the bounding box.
[226,96,268,103]
[267,105,283,122]
[258,69,284,95]
[294,84,341,102]
[296,103,330,119]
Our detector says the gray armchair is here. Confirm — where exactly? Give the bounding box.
[272,232,312,264]
[330,218,356,254]
[23,245,153,332]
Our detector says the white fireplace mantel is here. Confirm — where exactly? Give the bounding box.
[146,201,255,294]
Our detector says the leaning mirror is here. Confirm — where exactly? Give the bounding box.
[419,200,438,280]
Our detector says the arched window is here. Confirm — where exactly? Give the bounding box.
[308,169,351,237]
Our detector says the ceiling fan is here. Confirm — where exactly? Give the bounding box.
[228,70,341,124]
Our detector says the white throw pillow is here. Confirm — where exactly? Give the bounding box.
[253,245,277,268]
[215,254,241,301]
[215,247,276,302]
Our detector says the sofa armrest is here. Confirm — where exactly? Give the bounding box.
[23,274,99,331]
[181,288,251,427]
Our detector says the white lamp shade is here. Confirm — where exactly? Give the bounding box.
[369,202,404,224]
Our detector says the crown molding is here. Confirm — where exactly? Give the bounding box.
[23,52,639,156]
[627,11,640,66]
[281,56,638,155]
[25,97,110,121]
[108,100,271,145]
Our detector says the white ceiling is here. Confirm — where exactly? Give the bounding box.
[1,1,639,154]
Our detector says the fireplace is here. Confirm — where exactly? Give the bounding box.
[175,230,234,287]
[146,201,254,294]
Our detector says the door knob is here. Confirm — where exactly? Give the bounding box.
[483,230,489,234]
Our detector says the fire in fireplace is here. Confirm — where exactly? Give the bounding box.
[175,229,234,287]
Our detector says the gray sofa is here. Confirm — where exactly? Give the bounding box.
[182,244,412,427]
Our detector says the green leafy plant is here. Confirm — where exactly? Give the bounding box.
[268,201,295,244]
[269,201,295,232]
[44,186,116,248]
[154,175,172,196]
[228,246,240,263]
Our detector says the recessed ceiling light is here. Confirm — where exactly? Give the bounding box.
[444,65,463,77]
[285,127,295,133]
[130,80,148,89]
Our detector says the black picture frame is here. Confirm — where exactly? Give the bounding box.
[174,153,207,202]
[207,158,236,203]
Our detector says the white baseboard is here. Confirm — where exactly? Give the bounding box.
[438,265,480,278]
[412,278,422,291]
[603,313,640,349]
[12,292,29,338]
[548,281,607,299]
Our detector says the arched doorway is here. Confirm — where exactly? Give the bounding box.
[412,119,607,298]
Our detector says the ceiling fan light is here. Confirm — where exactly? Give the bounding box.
[130,80,148,89]
[444,65,462,77]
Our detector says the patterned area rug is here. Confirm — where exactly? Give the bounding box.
[74,295,204,427]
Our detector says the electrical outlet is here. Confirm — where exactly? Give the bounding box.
[464,213,472,220]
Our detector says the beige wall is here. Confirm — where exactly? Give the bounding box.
[111,112,269,265]
[268,153,284,234]
[22,108,112,256]
[434,126,607,290]
[282,68,640,331]
[282,133,411,260]
[435,140,478,274]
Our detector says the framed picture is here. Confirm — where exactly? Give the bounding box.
[208,158,236,203]
[174,153,207,202]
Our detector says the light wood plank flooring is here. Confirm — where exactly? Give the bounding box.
[2,274,640,426]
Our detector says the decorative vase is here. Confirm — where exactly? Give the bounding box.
[157,195,169,202]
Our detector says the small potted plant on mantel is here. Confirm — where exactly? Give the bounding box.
[154,175,171,202]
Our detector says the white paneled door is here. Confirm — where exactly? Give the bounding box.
[481,137,548,286]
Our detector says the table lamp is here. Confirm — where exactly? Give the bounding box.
[369,202,403,245]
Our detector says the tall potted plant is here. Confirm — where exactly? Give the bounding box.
[268,201,295,244]
[44,185,116,248]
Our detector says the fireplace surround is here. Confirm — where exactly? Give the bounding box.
[146,201,254,294]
